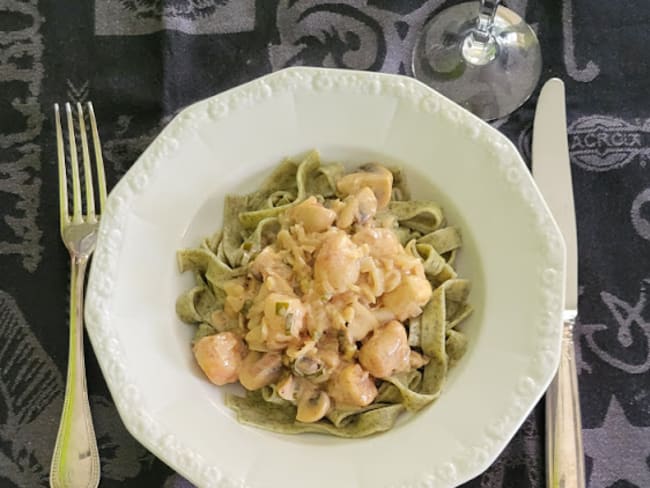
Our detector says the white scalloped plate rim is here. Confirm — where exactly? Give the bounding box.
[85,67,564,488]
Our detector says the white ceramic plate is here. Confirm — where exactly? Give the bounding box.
[85,67,564,488]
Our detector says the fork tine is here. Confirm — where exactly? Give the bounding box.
[77,103,96,221]
[54,104,69,229]
[65,103,83,223]
[87,102,107,213]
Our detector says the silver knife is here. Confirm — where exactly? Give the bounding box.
[532,78,585,488]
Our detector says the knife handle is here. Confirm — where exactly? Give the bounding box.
[545,315,586,488]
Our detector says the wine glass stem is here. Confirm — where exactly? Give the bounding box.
[462,0,501,66]
[476,0,500,41]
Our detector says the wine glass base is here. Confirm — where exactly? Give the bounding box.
[412,2,542,121]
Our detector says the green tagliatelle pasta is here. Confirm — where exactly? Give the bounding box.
[176,150,473,437]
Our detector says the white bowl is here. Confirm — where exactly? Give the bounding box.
[85,67,564,488]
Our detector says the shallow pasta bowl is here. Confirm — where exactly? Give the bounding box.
[84,67,564,488]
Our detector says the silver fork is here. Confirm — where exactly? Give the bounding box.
[50,102,106,488]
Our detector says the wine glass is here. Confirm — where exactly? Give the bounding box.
[412,0,542,120]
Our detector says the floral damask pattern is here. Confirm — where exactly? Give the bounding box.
[119,0,229,20]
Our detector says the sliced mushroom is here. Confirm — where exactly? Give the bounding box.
[336,187,378,229]
[296,390,331,423]
[276,374,297,401]
[355,187,378,223]
[292,355,323,377]
[314,334,341,373]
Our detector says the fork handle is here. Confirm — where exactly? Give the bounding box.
[545,316,586,488]
[50,256,100,488]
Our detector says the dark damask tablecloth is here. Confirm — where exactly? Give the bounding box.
[1,1,649,487]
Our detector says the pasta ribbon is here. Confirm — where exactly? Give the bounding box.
[177,151,473,437]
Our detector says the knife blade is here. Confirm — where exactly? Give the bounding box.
[532,78,585,488]
[532,78,577,310]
